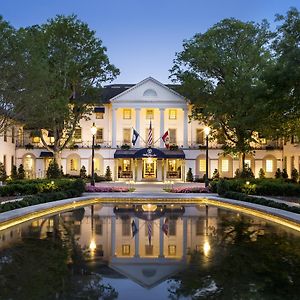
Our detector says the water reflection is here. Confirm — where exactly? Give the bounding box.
[0,204,300,299]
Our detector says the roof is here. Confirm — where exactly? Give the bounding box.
[99,81,182,104]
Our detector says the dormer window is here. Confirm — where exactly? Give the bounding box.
[143,89,157,97]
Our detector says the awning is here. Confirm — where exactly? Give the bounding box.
[114,148,185,159]
[39,151,54,158]
[94,106,105,113]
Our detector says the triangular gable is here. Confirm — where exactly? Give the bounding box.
[110,77,187,104]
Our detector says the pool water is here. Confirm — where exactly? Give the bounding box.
[0,203,300,300]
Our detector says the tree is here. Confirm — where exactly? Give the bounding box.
[11,165,18,180]
[171,18,272,170]
[46,160,61,179]
[105,166,112,181]
[282,168,288,179]
[291,168,299,183]
[17,164,25,179]
[18,15,119,160]
[186,168,193,182]
[275,168,282,179]
[79,165,87,178]
[259,168,265,179]
[0,162,7,182]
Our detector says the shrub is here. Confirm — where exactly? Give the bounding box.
[212,169,219,180]
[259,168,265,179]
[11,165,18,180]
[94,173,106,182]
[291,168,299,183]
[169,144,179,150]
[18,164,25,179]
[46,160,61,179]
[282,168,288,179]
[186,168,193,182]
[120,144,130,150]
[275,168,282,179]
[0,162,7,182]
[80,166,87,178]
[217,179,229,196]
[105,166,112,181]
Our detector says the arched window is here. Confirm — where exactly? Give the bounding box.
[143,89,157,97]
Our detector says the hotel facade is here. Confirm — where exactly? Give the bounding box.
[0,77,299,181]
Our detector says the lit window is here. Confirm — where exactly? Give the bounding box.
[168,160,176,171]
[245,159,251,168]
[123,159,131,171]
[266,160,273,172]
[122,244,130,255]
[199,159,206,172]
[95,112,104,119]
[74,128,82,141]
[169,129,176,144]
[169,109,177,120]
[169,219,176,236]
[146,109,154,120]
[168,245,176,256]
[122,218,131,236]
[222,159,229,172]
[96,128,103,143]
[196,129,204,144]
[32,136,40,143]
[94,158,101,171]
[123,128,131,144]
[24,155,33,171]
[70,159,78,171]
[123,109,131,119]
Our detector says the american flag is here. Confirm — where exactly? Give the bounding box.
[147,120,153,146]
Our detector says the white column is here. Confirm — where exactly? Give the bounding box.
[112,107,117,148]
[183,108,188,148]
[160,108,165,148]
[159,217,164,257]
[182,217,187,258]
[111,216,116,257]
[135,108,141,148]
[134,217,140,257]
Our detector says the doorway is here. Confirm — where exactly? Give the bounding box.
[142,158,157,179]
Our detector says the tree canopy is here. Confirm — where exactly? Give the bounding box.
[171,18,272,167]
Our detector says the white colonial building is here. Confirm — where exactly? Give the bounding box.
[1,76,300,181]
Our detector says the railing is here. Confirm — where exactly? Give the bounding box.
[166,171,181,179]
[118,171,133,179]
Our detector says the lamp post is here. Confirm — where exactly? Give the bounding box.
[204,127,210,188]
[91,123,97,186]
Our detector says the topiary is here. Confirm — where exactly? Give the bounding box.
[275,168,282,179]
[105,166,112,181]
[282,168,288,179]
[79,165,87,178]
[0,163,7,182]
[186,168,193,182]
[291,168,299,183]
[17,164,25,179]
[212,169,219,180]
[46,160,61,179]
[11,165,18,180]
[259,168,265,179]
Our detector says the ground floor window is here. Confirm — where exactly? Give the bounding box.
[118,159,133,178]
[266,160,273,173]
[167,159,182,179]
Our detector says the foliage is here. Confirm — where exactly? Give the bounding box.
[171,18,272,167]
[282,168,288,179]
[235,166,255,179]
[291,168,299,183]
[46,160,61,179]
[10,165,18,180]
[0,162,7,182]
[169,144,179,150]
[17,15,119,159]
[186,168,193,182]
[120,144,130,150]
[275,168,282,179]
[105,166,112,181]
[212,169,219,180]
[17,164,25,179]
[79,165,87,178]
[259,168,265,179]
[85,185,131,192]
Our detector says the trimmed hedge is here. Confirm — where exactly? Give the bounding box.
[222,191,300,214]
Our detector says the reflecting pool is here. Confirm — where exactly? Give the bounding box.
[1,203,300,300]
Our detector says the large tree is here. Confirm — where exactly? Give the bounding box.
[170,18,272,169]
[18,15,119,159]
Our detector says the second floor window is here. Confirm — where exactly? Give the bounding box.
[169,129,176,144]
[96,128,103,143]
[169,109,177,120]
[95,112,104,119]
[74,128,82,141]
[11,127,15,143]
[146,109,154,120]
[123,109,131,119]
[196,129,204,144]
[123,128,131,144]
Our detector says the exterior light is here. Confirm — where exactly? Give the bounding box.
[203,240,210,256]
[246,181,250,185]
[204,127,210,137]
[91,123,97,136]
[89,239,96,251]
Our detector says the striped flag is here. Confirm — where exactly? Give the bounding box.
[147,120,153,146]
[147,221,152,245]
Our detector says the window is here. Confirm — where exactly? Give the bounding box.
[199,159,206,172]
[3,155,6,172]
[169,109,177,120]
[221,159,229,172]
[24,155,33,171]
[123,128,131,144]
[245,159,251,168]
[123,109,131,119]
[291,156,295,170]
[70,159,78,171]
[266,160,273,172]
[145,245,153,255]
[168,160,176,172]
[18,128,23,145]
[196,129,204,144]
[168,245,176,256]
[122,218,131,236]
[283,156,287,170]
[4,129,7,142]
[122,244,130,255]
[143,89,157,97]
[96,128,103,143]
[11,127,14,143]
[146,109,154,120]
[95,112,104,119]
[169,129,176,144]
[196,218,204,236]
[122,159,131,171]
[74,128,82,141]
[32,136,40,143]
[169,219,176,236]
[95,219,103,235]
[11,156,14,170]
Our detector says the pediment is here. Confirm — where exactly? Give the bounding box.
[110,77,187,105]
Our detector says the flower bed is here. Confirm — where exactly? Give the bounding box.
[85,185,131,193]
[169,186,210,193]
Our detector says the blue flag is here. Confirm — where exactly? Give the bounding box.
[132,129,139,145]
[132,220,138,237]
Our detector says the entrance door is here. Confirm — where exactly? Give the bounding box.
[143,158,157,179]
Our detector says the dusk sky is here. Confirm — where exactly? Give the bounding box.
[1,0,299,84]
